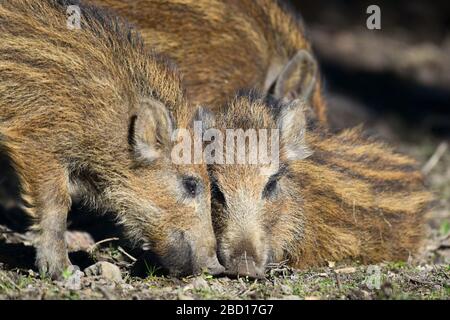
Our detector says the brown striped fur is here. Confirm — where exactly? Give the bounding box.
[0,0,224,278]
[90,0,328,123]
[203,94,432,277]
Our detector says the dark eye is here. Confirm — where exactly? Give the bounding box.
[262,178,278,199]
[182,177,199,198]
[211,181,226,206]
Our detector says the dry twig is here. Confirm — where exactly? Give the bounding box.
[422,142,448,175]
[118,246,137,262]
[88,237,120,254]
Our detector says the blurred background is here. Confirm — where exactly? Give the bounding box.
[297,0,450,138]
[295,0,450,263]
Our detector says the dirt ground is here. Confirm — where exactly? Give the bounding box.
[0,1,449,300]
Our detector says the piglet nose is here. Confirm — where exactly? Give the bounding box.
[205,255,225,275]
[231,254,265,279]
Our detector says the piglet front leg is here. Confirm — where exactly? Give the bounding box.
[18,156,73,280]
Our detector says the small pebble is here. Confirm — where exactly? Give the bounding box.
[335,267,357,274]
[84,262,123,283]
[64,269,84,291]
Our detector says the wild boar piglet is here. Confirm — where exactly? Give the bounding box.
[199,94,432,278]
[91,0,328,123]
[0,0,223,278]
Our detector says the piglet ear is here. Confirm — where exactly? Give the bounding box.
[132,98,173,163]
[274,50,318,101]
[277,99,313,161]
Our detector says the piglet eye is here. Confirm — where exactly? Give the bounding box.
[182,176,199,198]
[262,178,278,199]
[211,181,226,205]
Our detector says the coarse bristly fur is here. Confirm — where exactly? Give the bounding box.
[0,0,224,278]
[90,0,328,124]
[201,93,433,278]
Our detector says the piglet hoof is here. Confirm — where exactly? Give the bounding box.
[36,248,72,281]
